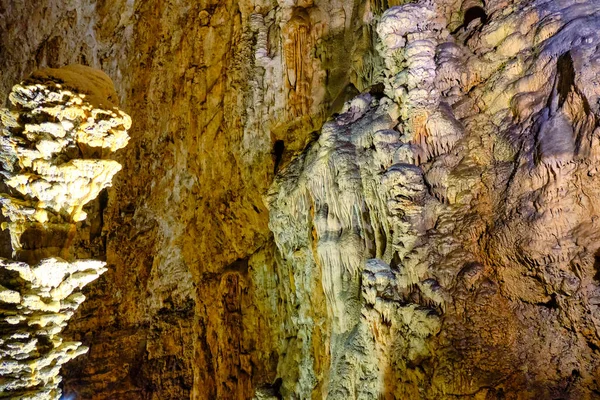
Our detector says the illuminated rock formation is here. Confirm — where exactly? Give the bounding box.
[0,65,130,399]
[269,0,600,398]
[3,0,600,399]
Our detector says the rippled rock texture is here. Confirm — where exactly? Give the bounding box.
[2,0,600,399]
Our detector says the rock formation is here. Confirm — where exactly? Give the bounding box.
[268,0,600,398]
[0,65,130,399]
[1,0,600,399]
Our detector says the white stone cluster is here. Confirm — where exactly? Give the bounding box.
[266,3,465,398]
[377,3,464,163]
[0,65,130,399]
[0,65,131,253]
[0,258,106,399]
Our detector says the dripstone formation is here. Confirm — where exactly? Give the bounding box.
[268,0,600,398]
[2,0,600,399]
[0,65,130,399]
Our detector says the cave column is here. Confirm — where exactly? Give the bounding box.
[0,65,130,399]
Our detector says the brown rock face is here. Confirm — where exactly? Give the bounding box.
[2,0,600,399]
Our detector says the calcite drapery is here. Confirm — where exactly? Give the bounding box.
[0,65,130,399]
[2,0,600,398]
[268,0,600,398]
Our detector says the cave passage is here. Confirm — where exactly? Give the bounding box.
[464,6,487,26]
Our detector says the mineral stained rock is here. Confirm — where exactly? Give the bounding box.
[0,65,130,399]
[2,0,600,399]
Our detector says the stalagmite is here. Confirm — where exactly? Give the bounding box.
[0,65,130,399]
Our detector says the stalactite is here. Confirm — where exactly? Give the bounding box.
[283,8,314,118]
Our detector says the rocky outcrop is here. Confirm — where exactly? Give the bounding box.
[0,65,129,399]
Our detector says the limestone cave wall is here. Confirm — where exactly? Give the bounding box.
[1,0,600,399]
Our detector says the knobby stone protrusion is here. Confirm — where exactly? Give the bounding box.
[0,65,130,399]
[268,0,600,397]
